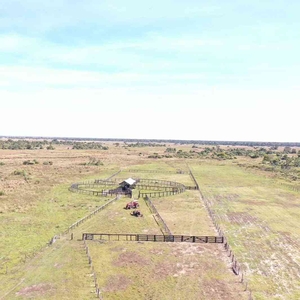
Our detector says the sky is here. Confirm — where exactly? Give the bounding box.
[0,0,299,142]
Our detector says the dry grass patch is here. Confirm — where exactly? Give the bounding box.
[190,161,300,299]
[70,196,162,237]
[151,190,216,235]
[88,241,247,300]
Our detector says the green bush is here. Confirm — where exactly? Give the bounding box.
[23,160,39,165]
[80,157,103,166]
[13,170,26,176]
[23,160,34,165]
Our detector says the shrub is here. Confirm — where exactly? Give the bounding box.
[23,160,39,165]
[80,157,103,166]
[13,170,26,176]
[23,160,34,165]
[0,191,5,196]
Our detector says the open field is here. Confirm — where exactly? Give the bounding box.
[190,161,300,299]
[86,241,245,300]
[0,141,299,299]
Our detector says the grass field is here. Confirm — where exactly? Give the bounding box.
[87,241,245,300]
[190,160,300,299]
[0,142,299,299]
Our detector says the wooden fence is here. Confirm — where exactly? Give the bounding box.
[126,169,188,174]
[138,178,186,198]
[69,183,130,197]
[144,196,172,235]
[83,239,102,299]
[70,177,187,199]
[106,170,121,180]
[82,233,224,243]
[185,185,198,190]
[188,166,253,299]
[64,196,120,233]
[139,189,185,198]
[137,178,185,187]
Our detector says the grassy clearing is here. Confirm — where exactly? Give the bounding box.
[120,163,194,186]
[151,191,216,235]
[190,161,300,299]
[0,183,114,274]
[1,237,95,299]
[3,144,298,299]
[70,196,162,239]
[88,241,247,300]
[0,147,118,275]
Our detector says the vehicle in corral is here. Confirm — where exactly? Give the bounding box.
[125,201,139,209]
[131,210,143,217]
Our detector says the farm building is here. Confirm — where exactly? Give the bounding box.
[119,178,137,191]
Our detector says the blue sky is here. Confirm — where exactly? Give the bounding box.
[0,1,299,141]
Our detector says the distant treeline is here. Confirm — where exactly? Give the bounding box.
[0,139,108,150]
[146,146,300,161]
[1,136,299,147]
[125,142,166,147]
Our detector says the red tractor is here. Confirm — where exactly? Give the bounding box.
[131,210,143,217]
[125,201,139,210]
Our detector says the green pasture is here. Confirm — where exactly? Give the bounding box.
[69,196,162,238]
[87,241,247,300]
[2,145,299,299]
[0,167,117,275]
[190,161,300,299]
[1,237,95,299]
[151,190,215,236]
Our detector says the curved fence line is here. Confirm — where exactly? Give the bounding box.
[69,183,131,197]
[139,188,185,198]
[70,177,187,199]
[137,179,186,198]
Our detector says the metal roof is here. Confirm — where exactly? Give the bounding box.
[123,178,136,185]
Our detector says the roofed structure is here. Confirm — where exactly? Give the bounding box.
[119,178,137,190]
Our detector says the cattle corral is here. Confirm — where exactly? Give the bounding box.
[0,141,299,299]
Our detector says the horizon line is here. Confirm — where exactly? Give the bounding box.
[0,135,299,146]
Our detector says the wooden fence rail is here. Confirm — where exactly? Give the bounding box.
[83,239,102,299]
[144,196,172,235]
[82,233,224,243]
[188,166,252,299]
[126,169,188,174]
[69,184,130,197]
[64,196,120,233]
[70,177,187,199]
[139,188,185,198]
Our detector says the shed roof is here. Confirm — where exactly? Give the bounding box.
[123,178,136,185]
